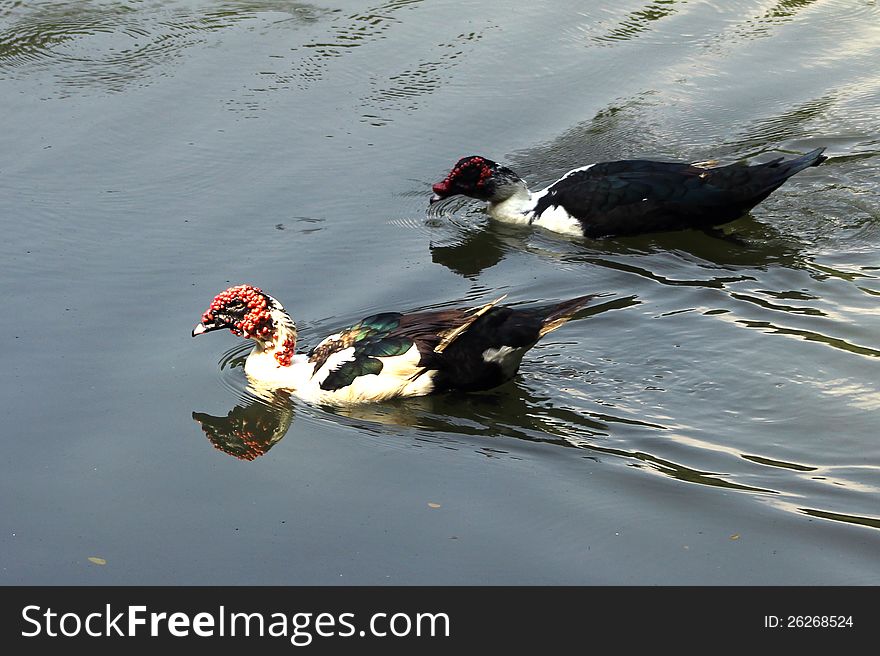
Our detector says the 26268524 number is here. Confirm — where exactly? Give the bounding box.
[764,615,853,628]
[787,616,853,628]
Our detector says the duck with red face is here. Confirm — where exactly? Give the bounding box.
[194,284,598,405]
[430,148,827,238]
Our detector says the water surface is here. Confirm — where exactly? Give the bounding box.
[1,0,879,585]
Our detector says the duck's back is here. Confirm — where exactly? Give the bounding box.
[529,148,826,237]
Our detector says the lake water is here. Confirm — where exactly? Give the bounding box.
[1,0,879,585]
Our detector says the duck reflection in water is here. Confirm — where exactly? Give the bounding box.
[191,384,770,493]
[192,380,614,461]
[193,389,294,461]
[429,211,812,280]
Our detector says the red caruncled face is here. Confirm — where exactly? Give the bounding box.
[432,156,495,198]
[202,284,274,339]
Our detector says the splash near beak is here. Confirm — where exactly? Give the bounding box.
[429,193,443,205]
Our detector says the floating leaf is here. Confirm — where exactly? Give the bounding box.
[729,533,740,541]
[428,502,441,509]
[88,557,107,565]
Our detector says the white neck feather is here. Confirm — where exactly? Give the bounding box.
[252,307,298,359]
[486,183,532,224]
[487,178,586,237]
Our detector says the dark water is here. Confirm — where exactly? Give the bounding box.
[2,0,879,584]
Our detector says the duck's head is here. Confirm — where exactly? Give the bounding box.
[430,156,523,204]
[192,284,296,352]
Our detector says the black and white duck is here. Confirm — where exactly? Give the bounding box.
[430,148,827,238]
[193,284,595,404]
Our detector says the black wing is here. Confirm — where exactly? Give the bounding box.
[533,150,825,237]
[430,295,595,392]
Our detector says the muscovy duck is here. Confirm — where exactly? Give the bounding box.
[430,148,827,238]
[192,284,595,404]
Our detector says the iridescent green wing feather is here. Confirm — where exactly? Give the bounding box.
[308,313,415,391]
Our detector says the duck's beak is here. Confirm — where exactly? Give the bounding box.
[430,181,450,205]
[192,321,220,337]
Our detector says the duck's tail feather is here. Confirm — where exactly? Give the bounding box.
[433,294,508,354]
[766,147,827,179]
[538,294,599,337]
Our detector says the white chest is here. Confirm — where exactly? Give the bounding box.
[528,204,585,237]
[242,346,437,404]
[487,187,586,237]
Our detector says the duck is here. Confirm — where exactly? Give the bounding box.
[430,148,827,238]
[192,284,596,404]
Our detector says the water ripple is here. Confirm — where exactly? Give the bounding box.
[735,319,880,358]
[589,0,684,45]
[707,0,877,53]
[0,0,321,91]
[787,505,880,531]
[290,0,424,88]
[358,28,492,126]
